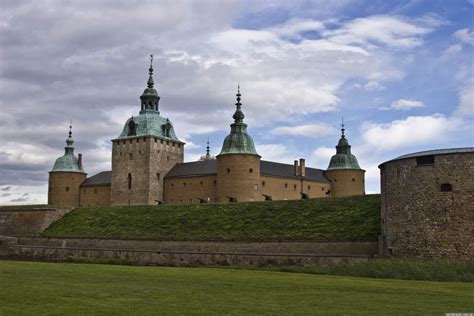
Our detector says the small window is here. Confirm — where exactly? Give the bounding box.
[308,185,311,190]
[249,168,253,173]
[322,187,325,191]
[139,150,142,154]
[416,155,434,165]
[167,156,170,161]
[129,139,132,144]
[166,141,170,145]
[294,184,297,190]
[94,188,97,194]
[154,138,157,143]
[178,144,181,148]
[213,180,217,185]
[334,179,337,182]
[262,181,265,187]
[65,187,69,192]
[129,153,133,159]
[172,142,175,147]
[157,173,160,180]
[440,183,452,192]
[171,183,174,188]
[128,173,132,190]
[183,182,186,187]
[226,168,230,173]
[120,152,122,156]
[285,183,288,188]
[352,178,355,182]
[128,120,137,136]
[136,139,139,143]
[161,139,163,144]
[200,181,203,187]
[143,137,146,142]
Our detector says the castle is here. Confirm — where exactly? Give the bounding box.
[48,59,365,208]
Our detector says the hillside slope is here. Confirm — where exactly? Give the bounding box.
[43,194,380,241]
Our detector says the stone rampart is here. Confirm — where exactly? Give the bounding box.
[0,208,70,237]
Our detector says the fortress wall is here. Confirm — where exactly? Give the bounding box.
[79,185,111,207]
[260,176,329,201]
[5,237,377,266]
[164,175,218,204]
[0,209,70,237]
[380,152,474,260]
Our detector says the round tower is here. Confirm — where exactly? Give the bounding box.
[217,86,261,203]
[48,125,87,208]
[325,121,365,197]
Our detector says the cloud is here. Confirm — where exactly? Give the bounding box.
[1,186,12,191]
[256,144,296,164]
[443,44,462,55]
[269,123,336,138]
[360,114,461,152]
[454,86,474,118]
[311,147,334,167]
[454,28,474,46]
[363,81,385,91]
[323,15,433,49]
[390,99,425,110]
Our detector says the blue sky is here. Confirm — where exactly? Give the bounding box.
[0,0,473,204]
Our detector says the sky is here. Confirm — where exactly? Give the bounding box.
[0,0,473,205]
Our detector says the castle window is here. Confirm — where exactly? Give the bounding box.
[123,141,126,145]
[178,144,181,148]
[139,150,142,154]
[294,184,297,190]
[200,181,203,187]
[213,180,217,185]
[136,139,139,143]
[308,185,311,190]
[128,120,136,136]
[161,139,163,144]
[183,182,186,187]
[172,142,175,147]
[262,181,265,187]
[128,173,132,190]
[157,173,160,180]
[416,155,434,165]
[352,178,355,182]
[166,141,170,145]
[249,168,253,173]
[334,179,337,182]
[143,137,146,142]
[285,183,288,188]
[322,187,325,191]
[120,152,122,156]
[129,153,133,159]
[226,168,230,173]
[94,188,97,194]
[65,187,69,192]
[129,139,132,144]
[440,183,452,192]
[154,138,157,143]
[171,183,174,188]
[167,156,170,161]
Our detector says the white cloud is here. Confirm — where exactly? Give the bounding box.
[443,44,462,55]
[323,15,433,49]
[364,81,385,91]
[454,28,474,46]
[454,86,474,118]
[391,98,425,110]
[360,114,461,152]
[269,123,336,138]
[311,146,334,167]
[256,144,296,164]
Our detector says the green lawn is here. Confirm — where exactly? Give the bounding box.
[0,261,472,315]
[43,194,380,241]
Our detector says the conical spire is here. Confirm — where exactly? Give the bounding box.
[65,122,74,150]
[51,122,85,173]
[232,84,245,123]
[147,54,154,88]
[327,120,361,170]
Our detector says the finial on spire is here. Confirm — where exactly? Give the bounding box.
[68,120,72,138]
[233,84,245,123]
[147,54,155,88]
[341,116,345,138]
[206,137,210,156]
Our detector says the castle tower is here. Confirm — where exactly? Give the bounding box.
[199,139,215,161]
[325,121,365,197]
[217,86,261,202]
[48,125,87,208]
[110,55,184,205]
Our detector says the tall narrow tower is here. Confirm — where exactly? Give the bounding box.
[217,86,261,202]
[110,56,184,205]
[48,125,87,208]
[325,121,365,197]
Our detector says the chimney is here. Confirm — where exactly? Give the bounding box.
[299,158,306,177]
[78,153,83,170]
[294,160,299,176]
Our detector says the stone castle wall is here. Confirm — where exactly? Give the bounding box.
[48,172,87,208]
[79,185,111,208]
[110,136,184,206]
[260,176,329,200]
[325,169,365,197]
[380,152,474,260]
[217,154,261,202]
[0,208,70,237]
[164,175,217,203]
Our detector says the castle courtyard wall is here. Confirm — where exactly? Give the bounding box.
[260,176,329,200]
[79,185,111,208]
[164,175,217,204]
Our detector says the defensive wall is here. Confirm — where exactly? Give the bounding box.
[0,208,70,237]
[2,237,377,267]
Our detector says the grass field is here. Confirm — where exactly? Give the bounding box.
[43,194,380,241]
[0,260,472,315]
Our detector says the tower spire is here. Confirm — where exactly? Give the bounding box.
[206,137,210,156]
[66,121,74,148]
[147,54,154,88]
[341,116,345,138]
[232,84,245,123]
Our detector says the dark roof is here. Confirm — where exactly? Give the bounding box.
[165,159,217,178]
[80,171,112,187]
[165,159,330,183]
[379,147,474,168]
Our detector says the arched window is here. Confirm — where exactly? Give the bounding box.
[128,120,136,136]
[440,183,452,192]
[128,173,132,190]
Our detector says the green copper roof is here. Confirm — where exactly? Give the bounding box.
[51,126,86,173]
[327,124,362,170]
[115,56,181,142]
[218,86,259,156]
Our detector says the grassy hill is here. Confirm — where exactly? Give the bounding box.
[43,194,380,241]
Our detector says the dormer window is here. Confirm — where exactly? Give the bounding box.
[161,122,171,137]
[128,120,137,136]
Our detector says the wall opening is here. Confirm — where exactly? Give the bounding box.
[128,173,132,190]
[416,155,434,165]
[440,183,452,192]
